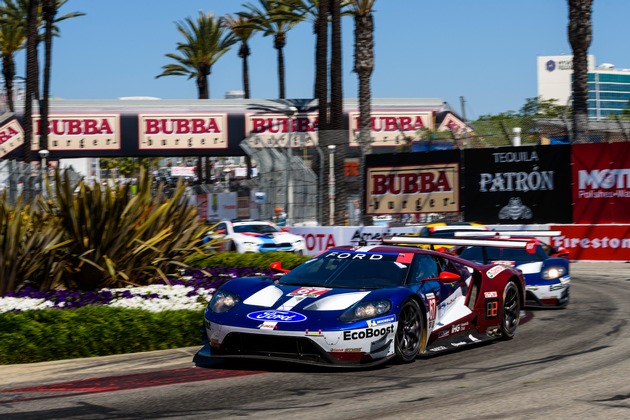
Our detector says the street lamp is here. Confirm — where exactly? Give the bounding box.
[38,149,49,199]
[328,144,336,226]
[284,106,297,223]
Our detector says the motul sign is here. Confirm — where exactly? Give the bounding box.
[573,143,630,223]
[349,111,433,147]
[366,163,459,215]
[139,113,227,150]
[0,119,24,158]
[33,114,120,151]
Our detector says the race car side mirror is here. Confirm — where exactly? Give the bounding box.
[552,248,570,259]
[437,271,461,283]
[269,261,290,274]
[215,229,226,234]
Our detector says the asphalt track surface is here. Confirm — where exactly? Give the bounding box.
[0,262,629,419]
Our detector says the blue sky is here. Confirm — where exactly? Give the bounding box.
[18,0,630,119]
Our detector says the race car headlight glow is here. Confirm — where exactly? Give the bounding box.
[339,300,391,322]
[208,290,241,313]
[541,266,567,280]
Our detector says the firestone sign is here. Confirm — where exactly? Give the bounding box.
[138,113,228,150]
[366,163,459,215]
[33,114,121,151]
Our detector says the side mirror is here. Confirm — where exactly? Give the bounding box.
[269,261,290,274]
[215,228,226,234]
[551,248,570,259]
[437,271,461,283]
[281,227,290,232]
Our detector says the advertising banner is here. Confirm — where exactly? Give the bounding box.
[572,142,630,223]
[33,114,121,151]
[348,111,433,148]
[365,150,461,216]
[463,145,572,224]
[0,118,25,158]
[244,112,318,148]
[289,225,421,256]
[138,113,228,150]
[550,224,630,260]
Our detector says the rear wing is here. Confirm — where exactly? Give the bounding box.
[382,235,535,265]
[383,236,530,248]
[454,230,561,238]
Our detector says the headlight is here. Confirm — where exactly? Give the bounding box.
[541,266,567,280]
[339,300,391,322]
[208,289,241,313]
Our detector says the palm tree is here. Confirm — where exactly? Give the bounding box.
[156,11,237,99]
[568,0,592,143]
[39,0,85,151]
[223,13,255,99]
[0,1,26,113]
[239,0,303,99]
[22,0,38,164]
[329,0,345,225]
[348,0,375,225]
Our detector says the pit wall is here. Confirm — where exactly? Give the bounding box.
[287,224,630,261]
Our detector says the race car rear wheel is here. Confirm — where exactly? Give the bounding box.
[500,280,520,339]
[395,299,422,363]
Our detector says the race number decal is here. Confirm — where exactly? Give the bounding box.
[427,293,437,329]
[289,287,331,298]
[486,298,499,319]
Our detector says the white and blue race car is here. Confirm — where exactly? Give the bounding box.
[194,239,527,367]
[452,231,570,308]
[208,220,306,254]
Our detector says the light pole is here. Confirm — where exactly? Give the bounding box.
[38,149,49,199]
[328,144,336,226]
[284,106,297,224]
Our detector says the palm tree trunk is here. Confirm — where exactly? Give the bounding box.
[197,75,209,99]
[22,0,40,165]
[316,0,329,224]
[568,0,592,143]
[2,55,15,113]
[355,11,374,225]
[330,0,345,225]
[240,42,251,99]
[277,43,286,99]
[41,0,57,152]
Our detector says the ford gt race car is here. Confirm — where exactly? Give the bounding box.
[207,220,306,254]
[451,231,570,308]
[194,238,526,367]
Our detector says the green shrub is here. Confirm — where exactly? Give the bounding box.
[0,307,204,365]
[185,251,311,270]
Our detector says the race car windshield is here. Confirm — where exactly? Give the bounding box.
[458,245,548,262]
[234,224,279,234]
[278,250,410,289]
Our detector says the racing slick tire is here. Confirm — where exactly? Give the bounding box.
[500,279,521,340]
[395,299,423,363]
[226,240,237,252]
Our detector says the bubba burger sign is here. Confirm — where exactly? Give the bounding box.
[366,163,459,215]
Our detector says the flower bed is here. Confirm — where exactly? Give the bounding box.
[0,266,273,314]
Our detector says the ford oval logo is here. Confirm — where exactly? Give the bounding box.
[246,310,307,322]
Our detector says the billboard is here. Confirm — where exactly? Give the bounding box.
[365,150,460,215]
[463,145,572,224]
[572,142,630,223]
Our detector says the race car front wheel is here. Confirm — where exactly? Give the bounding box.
[395,299,422,363]
[500,280,520,339]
